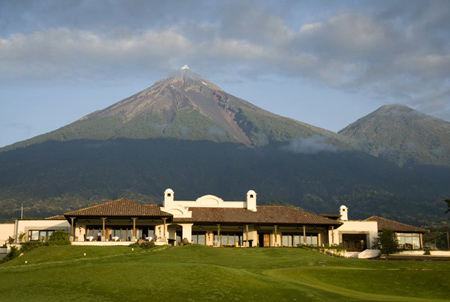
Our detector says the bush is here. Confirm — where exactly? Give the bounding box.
[128,242,139,248]
[139,241,155,249]
[1,241,49,264]
[300,244,345,257]
[48,230,70,245]
[423,247,431,255]
[18,232,27,243]
[374,229,399,255]
[7,236,15,245]
[21,241,47,253]
[1,246,21,263]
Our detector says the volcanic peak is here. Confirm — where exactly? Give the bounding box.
[2,68,340,151]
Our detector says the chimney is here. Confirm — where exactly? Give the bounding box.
[246,190,257,211]
[164,188,174,207]
[339,205,348,221]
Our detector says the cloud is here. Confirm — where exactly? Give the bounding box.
[0,27,193,81]
[430,146,447,156]
[179,125,191,137]
[0,0,449,121]
[207,125,226,137]
[282,135,338,154]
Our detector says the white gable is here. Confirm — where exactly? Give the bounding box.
[196,195,224,206]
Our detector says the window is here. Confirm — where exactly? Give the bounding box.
[282,235,292,246]
[282,233,318,247]
[214,232,243,246]
[192,232,206,245]
[87,225,150,241]
[396,233,421,249]
[28,230,56,241]
[30,230,39,241]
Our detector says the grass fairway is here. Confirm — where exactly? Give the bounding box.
[0,245,449,301]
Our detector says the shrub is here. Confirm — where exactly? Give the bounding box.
[300,244,345,257]
[48,230,70,245]
[181,238,191,245]
[1,246,21,263]
[7,236,15,245]
[1,241,49,264]
[139,241,155,249]
[129,242,139,248]
[20,241,47,253]
[374,229,399,255]
[18,232,27,243]
[423,247,431,255]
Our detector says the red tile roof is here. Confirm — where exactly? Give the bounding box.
[64,199,340,226]
[64,199,171,217]
[364,216,428,233]
[173,206,341,225]
[45,215,66,220]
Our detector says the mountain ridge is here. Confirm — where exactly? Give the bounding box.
[1,137,448,225]
[339,104,450,166]
[1,70,449,225]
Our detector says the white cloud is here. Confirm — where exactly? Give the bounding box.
[282,135,338,154]
[0,1,449,121]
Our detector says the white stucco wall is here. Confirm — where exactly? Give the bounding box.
[161,189,257,218]
[15,219,70,242]
[0,223,15,244]
[330,220,378,248]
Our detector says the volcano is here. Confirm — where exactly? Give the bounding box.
[5,67,340,151]
[339,104,450,166]
[0,68,449,225]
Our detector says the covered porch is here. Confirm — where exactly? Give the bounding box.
[70,217,170,243]
[64,199,172,244]
[167,222,331,247]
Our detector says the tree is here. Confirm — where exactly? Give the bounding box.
[48,230,70,245]
[445,199,450,214]
[375,229,400,255]
[18,232,26,243]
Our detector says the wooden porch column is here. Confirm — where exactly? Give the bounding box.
[245,224,249,247]
[318,232,322,246]
[331,226,335,245]
[70,217,75,242]
[420,233,423,249]
[303,225,306,244]
[447,232,450,250]
[274,225,278,247]
[101,217,106,241]
[217,224,221,247]
[162,218,167,242]
[132,218,137,241]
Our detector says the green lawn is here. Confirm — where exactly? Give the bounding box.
[0,245,449,301]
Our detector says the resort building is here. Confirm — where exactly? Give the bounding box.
[63,189,341,247]
[0,223,15,245]
[3,189,428,252]
[324,205,428,251]
[364,215,428,250]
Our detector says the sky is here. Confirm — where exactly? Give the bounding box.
[1,0,449,148]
